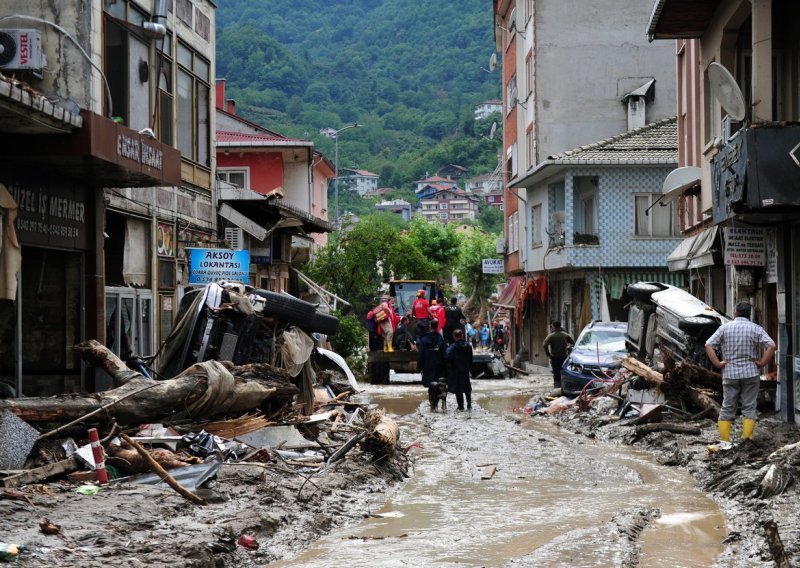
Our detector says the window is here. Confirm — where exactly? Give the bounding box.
[580,195,597,235]
[439,203,448,210]
[531,204,542,246]
[635,194,679,237]
[439,213,448,220]
[508,211,519,252]
[525,126,533,171]
[176,41,210,166]
[103,6,150,131]
[218,169,249,189]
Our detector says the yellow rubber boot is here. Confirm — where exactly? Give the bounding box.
[717,420,732,442]
[742,418,756,440]
[386,343,394,353]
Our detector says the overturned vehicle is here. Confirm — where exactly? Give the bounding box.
[156,281,346,381]
[625,282,729,370]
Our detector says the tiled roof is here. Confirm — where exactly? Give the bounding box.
[217,130,309,144]
[342,168,378,177]
[547,117,677,164]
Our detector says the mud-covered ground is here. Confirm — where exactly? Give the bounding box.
[530,375,800,568]
[1,435,408,567]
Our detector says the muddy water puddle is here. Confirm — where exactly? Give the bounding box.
[273,378,726,567]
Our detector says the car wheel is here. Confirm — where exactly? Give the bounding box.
[626,282,663,302]
[368,362,390,384]
[302,311,340,336]
[248,289,316,326]
[679,316,721,341]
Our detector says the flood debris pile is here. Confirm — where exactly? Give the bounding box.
[0,287,406,565]
[523,356,799,567]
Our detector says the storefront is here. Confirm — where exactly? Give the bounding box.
[0,105,180,396]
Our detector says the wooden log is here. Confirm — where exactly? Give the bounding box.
[621,357,665,386]
[0,345,299,426]
[73,340,143,386]
[362,410,399,453]
[120,434,206,505]
[673,361,722,392]
[764,520,790,568]
[685,387,721,418]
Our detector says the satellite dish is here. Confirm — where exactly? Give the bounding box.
[488,121,497,140]
[708,62,746,121]
[488,53,497,73]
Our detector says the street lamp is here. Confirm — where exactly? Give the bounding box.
[327,123,361,227]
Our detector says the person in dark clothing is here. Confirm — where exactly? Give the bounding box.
[543,320,575,388]
[443,296,465,344]
[392,315,415,351]
[417,319,447,411]
[446,329,473,411]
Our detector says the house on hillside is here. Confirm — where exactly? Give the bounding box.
[465,172,503,195]
[339,168,379,196]
[475,100,502,120]
[413,175,456,193]
[375,199,413,221]
[364,187,393,199]
[215,80,334,293]
[484,189,504,209]
[417,188,480,225]
[437,164,468,181]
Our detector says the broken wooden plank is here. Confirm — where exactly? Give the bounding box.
[621,357,664,386]
[2,456,80,488]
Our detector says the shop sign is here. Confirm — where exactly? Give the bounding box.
[157,222,175,257]
[189,248,249,284]
[9,182,88,249]
[724,227,765,266]
[766,230,778,284]
[482,259,504,274]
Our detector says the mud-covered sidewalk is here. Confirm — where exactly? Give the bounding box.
[1,431,407,567]
[524,362,800,568]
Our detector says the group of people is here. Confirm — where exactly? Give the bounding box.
[366,288,474,412]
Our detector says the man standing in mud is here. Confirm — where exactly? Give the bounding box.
[705,301,776,444]
[417,319,446,411]
[543,321,574,389]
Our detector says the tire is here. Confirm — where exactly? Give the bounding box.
[368,362,390,384]
[626,282,663,302]
[248,289,316,326]
[302,311,340,336]
[679,316,720,341]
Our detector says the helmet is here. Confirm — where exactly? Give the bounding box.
[416,289,426,297]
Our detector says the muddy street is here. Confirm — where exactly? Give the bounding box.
[274,370,727,567]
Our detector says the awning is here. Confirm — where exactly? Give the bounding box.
[493,275,524,309]
[0,110,182,187]
[667,226,719,271]
[218,203,267,241]
[604,271,685,300]
[647,0,721,41]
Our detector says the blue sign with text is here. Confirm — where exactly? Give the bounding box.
[189,248,250,284]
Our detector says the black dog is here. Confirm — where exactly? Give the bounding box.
[436,377,448,411]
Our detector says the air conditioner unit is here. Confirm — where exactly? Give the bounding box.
[721,114,743,142]
[224,227,245,250]
[0,29,44,71]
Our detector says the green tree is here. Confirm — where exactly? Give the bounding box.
[306,217,435,316]
[406,216,463,279]
[453,228,504,314]
[476,202,503,234]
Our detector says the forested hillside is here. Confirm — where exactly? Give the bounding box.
[216,0,502,191]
